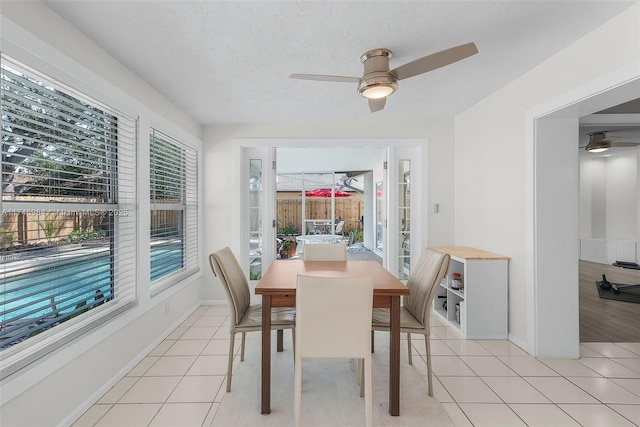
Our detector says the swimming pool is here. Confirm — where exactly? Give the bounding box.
[0,242,183,348]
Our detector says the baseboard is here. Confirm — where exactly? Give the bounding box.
[508,333,530,355]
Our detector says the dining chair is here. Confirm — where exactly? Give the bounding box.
[294,274,374,427]
[371,248,450,396]
[302,242,347,261]
[209,247,296,392]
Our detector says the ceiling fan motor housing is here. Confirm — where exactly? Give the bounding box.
[358,48,398,99]
[586,131,614,152]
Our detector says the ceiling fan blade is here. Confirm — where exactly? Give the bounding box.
[369,98,386,113]
[611,141,640,147]
[289,73,360,83]
[390,42,478,80]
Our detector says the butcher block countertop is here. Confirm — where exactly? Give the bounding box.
[430,246,510,260]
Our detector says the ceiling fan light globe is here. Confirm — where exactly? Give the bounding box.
[361,85,395,99]
[586,143,610,153]
[358,75,398,99]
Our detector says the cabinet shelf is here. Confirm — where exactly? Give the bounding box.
[439,282,464,298]
[431,246,509,339]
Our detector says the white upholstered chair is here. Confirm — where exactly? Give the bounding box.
[302,242,347,261]
[209,247,295,392]
[371,248,450,396]
[294,275,373,427]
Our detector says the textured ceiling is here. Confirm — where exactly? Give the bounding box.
[42,1,637,125]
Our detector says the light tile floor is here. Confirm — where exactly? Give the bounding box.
[73,305,640,426]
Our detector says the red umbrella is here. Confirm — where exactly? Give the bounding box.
[305,188,351,197]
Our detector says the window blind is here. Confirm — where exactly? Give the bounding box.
[0,55,137,378]
[150,129,198,286]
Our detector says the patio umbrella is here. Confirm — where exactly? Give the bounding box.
[304,188,351,198]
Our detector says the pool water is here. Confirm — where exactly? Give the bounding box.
[1,243,183,324]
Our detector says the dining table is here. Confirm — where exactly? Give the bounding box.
[255,259,409,416]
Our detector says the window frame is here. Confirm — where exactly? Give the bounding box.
[0,54,137,379]
[149,128,198,294]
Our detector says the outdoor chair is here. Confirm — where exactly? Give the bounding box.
[209,247,296,392]
[371,248,450,396]
[305,220,319,235]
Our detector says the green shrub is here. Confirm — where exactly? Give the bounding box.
[278,223,299,235]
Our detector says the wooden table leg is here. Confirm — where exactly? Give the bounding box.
[261,295,272,415]
[389,295,400,416]
[277,329,284,352]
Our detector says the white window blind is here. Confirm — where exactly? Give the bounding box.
[150,129,198,287]
[0,55,137,378]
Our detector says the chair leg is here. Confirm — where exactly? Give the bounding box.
[292,327,296,360]
[371,330,375,353]
[364,356,373,427]
[425,335,433,397]
[294,356,302,427]
[226,333,235,392]
[277,329,284,352]
[240,331,246,361]
[407,333,413,365]
[359,358,364,397]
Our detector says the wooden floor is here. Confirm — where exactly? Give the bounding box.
[579,260,640,342]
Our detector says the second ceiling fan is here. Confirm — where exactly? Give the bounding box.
[583,131,640,153]
[290,42,478,113]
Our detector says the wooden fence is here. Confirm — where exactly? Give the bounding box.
[276,196,363,235]
[0,210,179,247]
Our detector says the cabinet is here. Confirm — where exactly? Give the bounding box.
[431,246,509,339]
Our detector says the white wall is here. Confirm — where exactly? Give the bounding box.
[0,3,204,425]
[579,151,639,263]
[454,3,639,354]
[606,153,638,239]
[580,157,608,238]
[276,147,385,174]
[580,152,639,240]
[201,119,456,302]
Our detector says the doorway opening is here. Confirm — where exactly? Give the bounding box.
[528,69,639,358]
[274,147,384,263]
[275,171,365,260]
[239,140,424,285]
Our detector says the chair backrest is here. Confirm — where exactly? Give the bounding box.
[335,220,345,234]
[403,249,450,327]
[209,247,251,326]
[305,221,317,234]
[296,274,373,358]
[303,243,347,261]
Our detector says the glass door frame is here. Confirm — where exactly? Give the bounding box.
[241,146,276,286]
[239,139,424,280]
[386,146,421,279]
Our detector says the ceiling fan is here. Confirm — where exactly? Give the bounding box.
[290,42,478,113]
[583,131,640,153]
